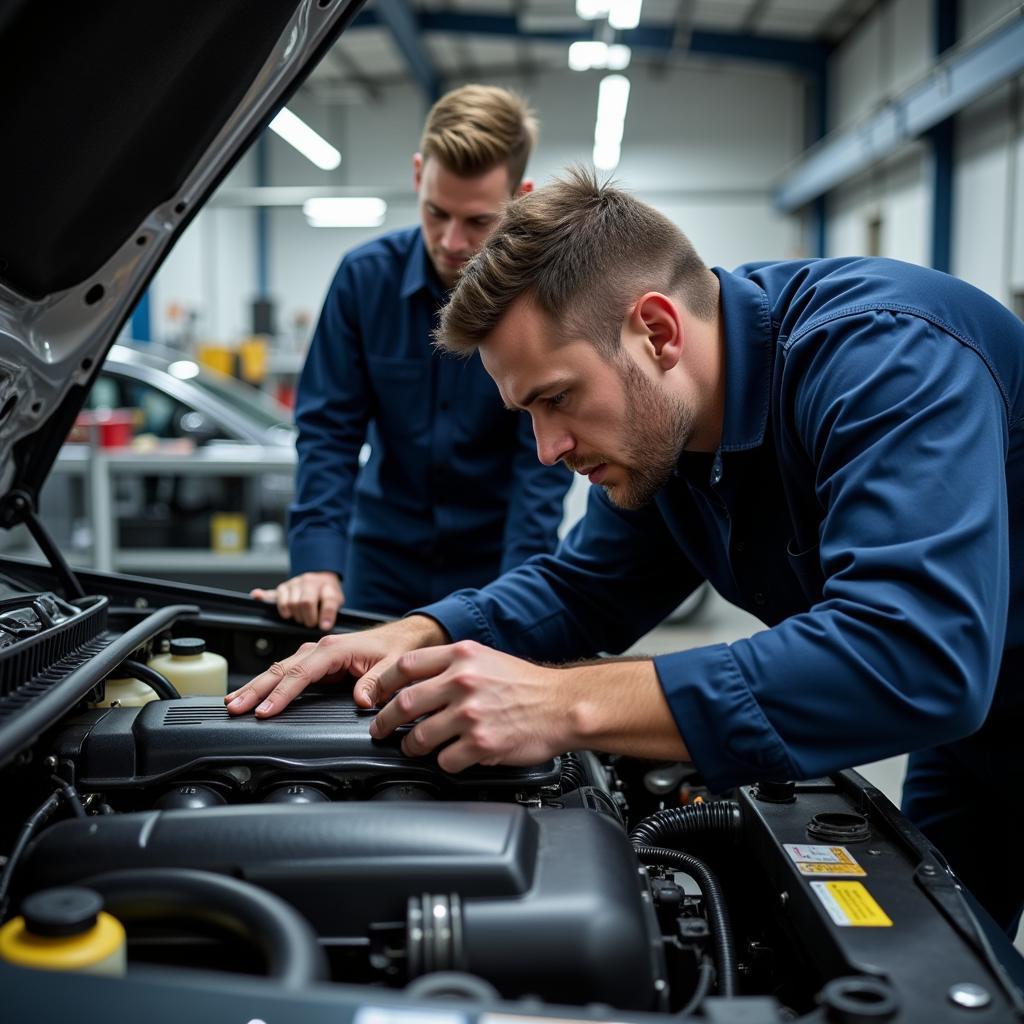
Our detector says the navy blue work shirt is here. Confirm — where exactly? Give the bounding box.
[420,257,1024,792]
[288,226,570,607]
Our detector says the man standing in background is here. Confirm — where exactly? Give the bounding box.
[252,85,570,624]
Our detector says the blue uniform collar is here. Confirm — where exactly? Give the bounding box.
[713,266,774,453]
[400,227,447,302]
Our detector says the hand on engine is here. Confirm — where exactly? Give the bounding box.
[250,571,344,631]
[362,640,569,773]
[225,615,448,718]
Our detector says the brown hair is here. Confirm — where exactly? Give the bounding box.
[420,84,537,188]
[436,167,718,359]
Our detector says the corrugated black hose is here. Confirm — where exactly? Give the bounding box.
[634,845,738,999]
[628,799,742,847]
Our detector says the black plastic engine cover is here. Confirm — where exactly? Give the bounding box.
[53,695,560,789]
[24,803,667,1009]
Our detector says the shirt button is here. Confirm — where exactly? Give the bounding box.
[710,456,723,485]
[734,539,746,553]
[753,592,767,607]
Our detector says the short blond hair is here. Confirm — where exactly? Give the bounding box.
[436,167,718,359]
[420,84,538,188]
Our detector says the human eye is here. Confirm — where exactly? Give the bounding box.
[547,390,568,409]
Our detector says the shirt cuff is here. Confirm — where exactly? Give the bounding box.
[653,644,795,793]
[288,531,348,578]
[412,591,497,648]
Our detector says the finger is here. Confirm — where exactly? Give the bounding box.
[250,587,277,602]
[436,737,484,774]
[367,645,459,706]
[294,581,321,628]
[276,581,298,621]
[318,586,342,631]
[398,703,462,757]
[225,640,318,712]
[370,677,452,740]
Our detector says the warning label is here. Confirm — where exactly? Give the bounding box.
[811,881,893,927]
[784,844,866,877]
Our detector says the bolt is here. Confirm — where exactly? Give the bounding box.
[255,637,271,655]
[44,755,58,769]
[779,890,789,907]
[134,597,148,609]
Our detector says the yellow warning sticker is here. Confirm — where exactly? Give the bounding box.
[811,881,892,927]
[784,844,866,877]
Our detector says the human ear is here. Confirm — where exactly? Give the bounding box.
[412,152,423,190]
[632,292,683,370]
[516,178,534,197]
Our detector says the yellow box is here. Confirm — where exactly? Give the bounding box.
[210,513,248,554]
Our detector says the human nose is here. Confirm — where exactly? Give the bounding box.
[442,219,468,253]
[533,418,574,467]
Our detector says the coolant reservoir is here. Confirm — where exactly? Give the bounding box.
[94,676,161,708]
[0,888,126,976]
[147,637,228,697]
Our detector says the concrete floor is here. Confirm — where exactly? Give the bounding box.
[627,590,1024,953]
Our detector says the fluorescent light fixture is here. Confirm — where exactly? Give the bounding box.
[569,40,608,70]
[608,0,642,30]
[593,74,631,171]
[568,41,631,71]
[576,0,609,19]
[269,108,341,171]
[302,197,387,228]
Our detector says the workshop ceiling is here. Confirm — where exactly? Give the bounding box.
[302,0,877,102]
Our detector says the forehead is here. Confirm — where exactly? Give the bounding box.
[479,297,602,397]
[419,158,512,216]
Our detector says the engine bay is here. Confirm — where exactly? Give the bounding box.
[0,565,1020,1023]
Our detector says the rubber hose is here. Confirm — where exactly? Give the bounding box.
[678,955,715,1017]
[629,800,741,848]
[634,845,738,998]
[0,792,62,920]
[82,868,327,987]
[122,659,181,701]
[559,753,585,793]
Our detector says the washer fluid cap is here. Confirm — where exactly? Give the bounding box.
[22,887,103,937]
[169,636,206,656]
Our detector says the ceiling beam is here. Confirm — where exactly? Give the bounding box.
[372,0,440,102]
[351,8,827,73]
[776,12,1024,210]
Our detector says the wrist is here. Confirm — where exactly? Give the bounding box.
[395,613,449,648]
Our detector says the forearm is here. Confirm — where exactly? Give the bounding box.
[562,659,690,762]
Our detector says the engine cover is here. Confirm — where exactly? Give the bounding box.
[53,695,561,790]
[23,803,667,1009]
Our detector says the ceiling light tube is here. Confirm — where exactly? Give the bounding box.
[593,74,631,171]
[608,0,642,30]
[302,197,387,227]
[569,40,609,71]
[269,108,342,171]
[576,0,609,20]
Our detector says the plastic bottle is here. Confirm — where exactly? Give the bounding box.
[147,637,228,697]
[0,888,126,976]
[93,676,161,708]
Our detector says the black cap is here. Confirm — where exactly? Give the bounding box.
[22,887,103,937]
[169,637,206,656]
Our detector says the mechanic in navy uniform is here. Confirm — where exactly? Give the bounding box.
[251,85,570,623]
[233,171,1024,945]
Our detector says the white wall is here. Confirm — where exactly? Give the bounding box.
[144,57,806,350]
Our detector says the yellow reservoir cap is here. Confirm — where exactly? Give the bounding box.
[0,911,126,975]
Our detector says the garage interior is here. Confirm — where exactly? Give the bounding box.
[3,0,1022,974]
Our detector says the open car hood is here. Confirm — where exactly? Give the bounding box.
[0,0,362,529]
